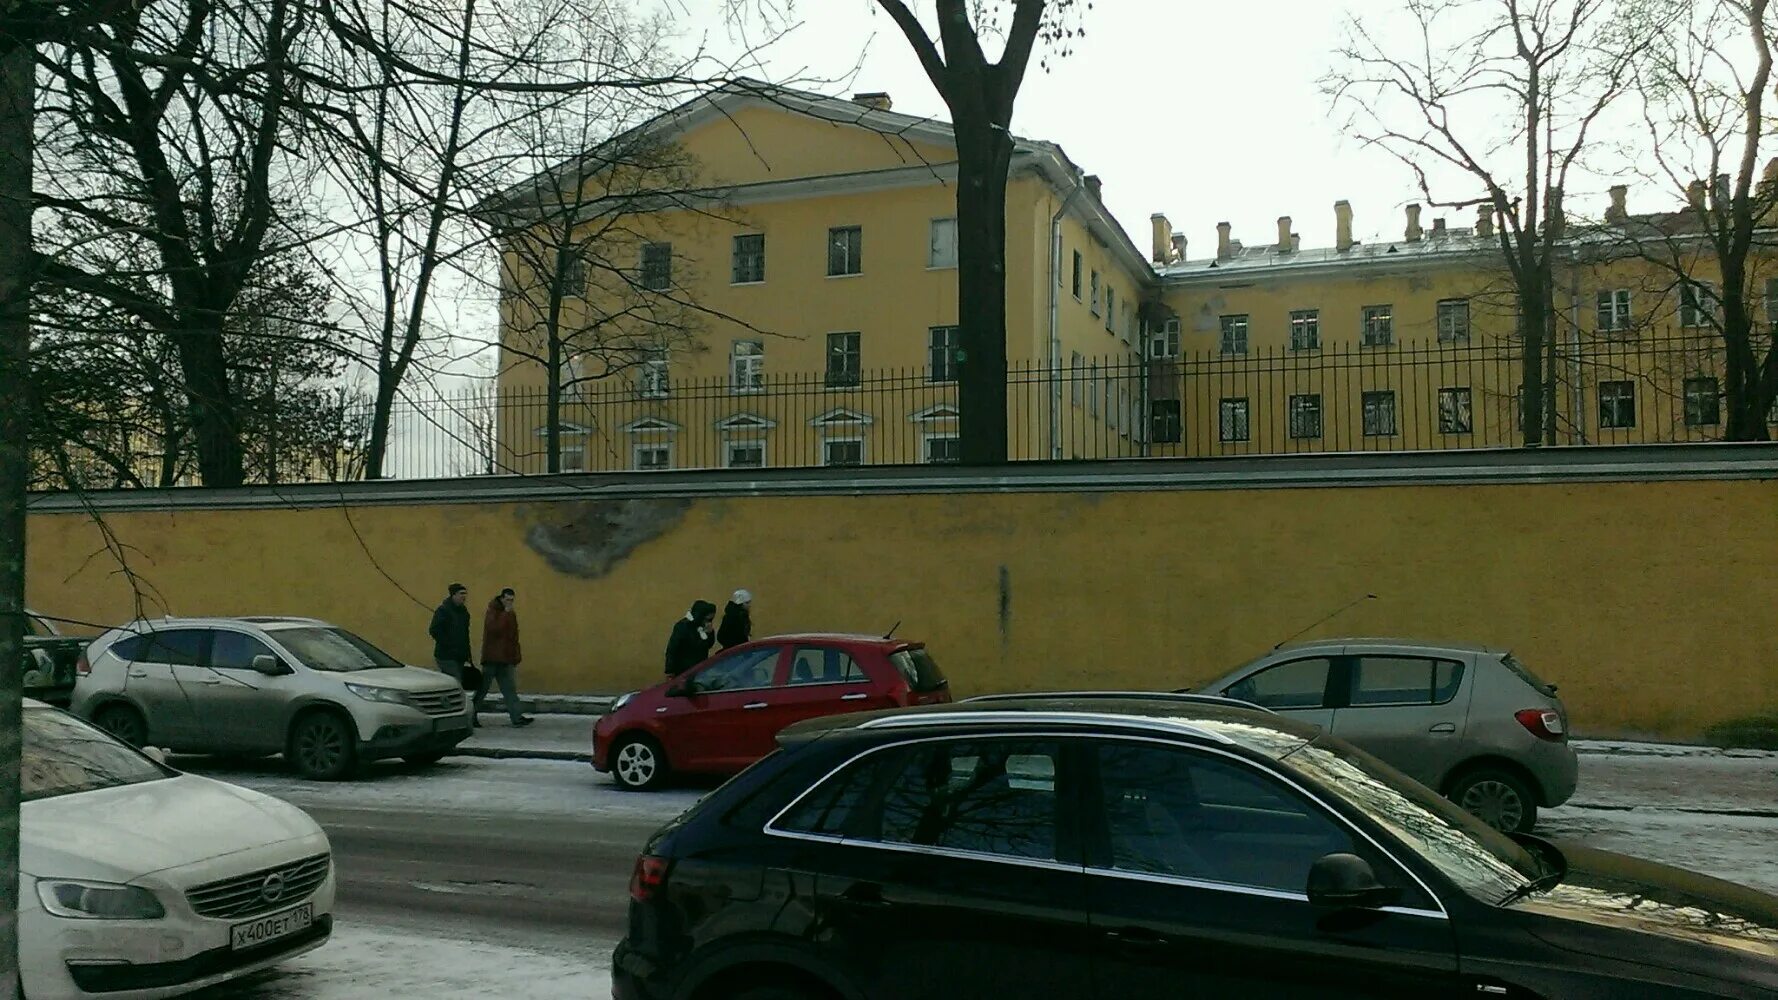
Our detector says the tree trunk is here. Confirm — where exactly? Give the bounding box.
[953,117,1013,466]
[365,378,400,479]
[0,38,34,998]
[1517,271,1547,448]
[175,321,245,486]
[545,335,562,474]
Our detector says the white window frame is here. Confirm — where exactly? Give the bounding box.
[1152,318,1181,359]
[920,432,961,464]
[731,340,765,394]
[1683,376,1720,427]
[1090,270,1101,316]
[827,226,863,277]
[1599,380,1637,429]
[928,325,961,383]
[638,351,670,399]
[1218,397,1250,443]
[928,218,958,269]
[1362,305,1394,347]
[558,443,586,472]
[724,439,767,469]
[632,442,673,472]
[1362,390,1398,436]
[1220,314,1249,355]
[1438,386,1474,434]
[1290,309,1320,351]
[640,242,672,291]
[1071,251,1083,300]
[715,413,776,470]
[1436,299,1471,343]
[1105,286,1116,331]
[1597,289,1633,332]
[1288,394,1322,440]
[1680,283,1717,329]
[821,436,866,467]
[826,331,863,389]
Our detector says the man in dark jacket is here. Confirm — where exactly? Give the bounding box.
[478,588,533,728]
[665,600,717,676]
[429,583,473,688]
[717,589,752,650]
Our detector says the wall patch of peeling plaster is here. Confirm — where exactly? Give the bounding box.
[522,499,691,579]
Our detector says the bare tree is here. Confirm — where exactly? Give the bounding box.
[1616,0,1778,438]
[1329,0,1659,446]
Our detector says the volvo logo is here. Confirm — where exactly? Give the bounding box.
[260,873,286,904]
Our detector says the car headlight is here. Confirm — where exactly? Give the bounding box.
[344,682,409,705]
[611,691,637,712]
[36,879,165,920]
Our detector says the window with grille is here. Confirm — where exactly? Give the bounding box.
[1438,387,1473,434]
[826,332,861,388]
[732,234,765,284]
[1437,299,1471,342]
[731,341,764,393]
[1288,394,1322,439]
[640,242,672,290]
[1362,305,1394,347]
[1363,390,1398,436]
[928,326,960,383]
[1290,310,1320,351]
[828,226,863,276]
[1599,380,1636,428]
[1684,376,1720,426]
[1220,314,1249,355]
[1219,397,1250,442]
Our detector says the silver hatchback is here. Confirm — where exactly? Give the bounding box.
[1195,638,1577,832]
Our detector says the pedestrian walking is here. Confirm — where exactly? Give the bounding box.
[717,589,753,650]
[478,588,534,728]
[665,600,717,676]
[429,583,474,689]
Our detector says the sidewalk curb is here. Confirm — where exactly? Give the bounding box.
[449,745,593,763]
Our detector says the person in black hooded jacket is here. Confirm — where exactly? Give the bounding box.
[665,600,718,675]
[717,589,752,650]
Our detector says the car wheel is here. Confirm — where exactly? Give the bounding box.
[1451,767,1538,833]
[288,711,359,781]
[403,752,448,767]
[730,988,828,1000]
[610,735,668,791]
[93,704,147,747]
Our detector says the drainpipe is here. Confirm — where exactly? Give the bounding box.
[1568,244,1585,444]
[1048,170,1086,460]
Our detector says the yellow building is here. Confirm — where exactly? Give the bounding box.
[490,81,1774,471]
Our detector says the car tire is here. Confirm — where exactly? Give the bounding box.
[1450,766,1538,833]
[288,710,359,781]
[610,734,668,792]
[730,988,828,1000]
[403,752,448,767]
[93,703,147,748]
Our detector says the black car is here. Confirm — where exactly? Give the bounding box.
[613,699,1778,1000]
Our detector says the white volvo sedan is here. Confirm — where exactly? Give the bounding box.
[16,700,335,999]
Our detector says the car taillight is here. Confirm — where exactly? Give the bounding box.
[75,654,91,677]
[629,855,669,903]
[1516,709,1565,742]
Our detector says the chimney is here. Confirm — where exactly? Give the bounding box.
[1170,233,1188,260]
[1085,175,1103,200]
[1711,173,1732,211]
[1216,221,1233,259]
[1277,216,1293,252]
[1606,184,1628,224]
[1150,213,1174,264]
[1334,200,1354,251]
[1291,233,1301,251]
[1476,203,1494,238]
[1687,180,1707,211]
[1405,204,1423,242]
[1431,217,1447,237]
[850,91,892,112]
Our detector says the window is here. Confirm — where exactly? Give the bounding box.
[209,631,278,670]
[686,646,779,693]
[1599,380,1636,429]
[1766,278,1778,326]
[1685,376,1721,426]
[22,709,169,803]
[1105,287,1116,331]
[725,441,765,469]
[1152,318,1181,359]
[732,234,765,284]
[1107,376,1120,430]
[1680,283,1717,329]
[789,646,867,686]
[1071,251,1083,299]
[823,438,864,467]
[1288,394,1322,439]
[120,628,208,666]
[775,751,893,837]
[828,226,863,276]
[558,443,585,472]
[924,434,961,464]
[826,332,862,388]
[633,444,672,471]
[1597,289,1633,332]
[929,218,957,268]
[1089,364,1100,416]
[731,340,765,393]
[1225,657,1332,710]
[640,242,672,291]
[560,253,590,295]
[876,740,1061,860]
[1149,400,1182,443]
[1438,387,1473,434]
[1217,398,1249,442]
[1219,314,1249,355]
[1289,309,1320,351]
[929,326,960,382]
[1094,743,1357,893]
[1348,656,1465,707]
[639,351,669,399]
[273,627,402,672]
[1437,299,1471,342]
[1362,305,1394,347]
[1090,270,1101,316]
[1122,304,1135,342]
[1362,390,1398,436]
[1070,351,1084,406]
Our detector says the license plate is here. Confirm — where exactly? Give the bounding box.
[231,903,313,951]
[435,715,470,733]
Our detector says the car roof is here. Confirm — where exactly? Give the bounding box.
[780,698,1320,759]
[757,632,918,647]
[1271,636,1506,655]
[117,616,331,630]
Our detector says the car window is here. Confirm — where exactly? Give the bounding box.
[128,629,208,667]
[273,626,403,672]
[788,647,866,686]
[687,646,780,693]
[210,630,279,670]
[888,648,948,693]
[1348,656,1465,707]
[24,614,43,637]
[1226,658,1331,710]
[1279,738,1538,904]
[773,751,894,836]
[869,739,1061,861]
[1499,653,1555,695]
[22,708,171,802]
[1095,742,1358,894]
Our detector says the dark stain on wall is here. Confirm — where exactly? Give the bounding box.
[522,499,691,579]
[998,565,1011,653]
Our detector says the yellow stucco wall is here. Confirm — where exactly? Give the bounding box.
[25,476,1778,739]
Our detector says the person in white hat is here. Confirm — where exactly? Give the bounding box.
[718,589,753,650]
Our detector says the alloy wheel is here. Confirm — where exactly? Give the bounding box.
[615,741,658,789]
[1460,779,1525,832]
[295,717,348,778]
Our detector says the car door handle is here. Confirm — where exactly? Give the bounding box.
[840,693,869,701]
[128,669,149,678]
[1105,927,1168,949]
[197,676,224,685]
[1429,722,1457,734]
[743,701,768,710]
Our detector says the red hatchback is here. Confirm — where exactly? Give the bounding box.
[592,633,950,790]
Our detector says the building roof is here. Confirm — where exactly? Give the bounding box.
[1159,228,1499,284]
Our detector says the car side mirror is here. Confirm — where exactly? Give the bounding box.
[665,684,687,698]
[1307,853,1402,910]
[251,654,292,676]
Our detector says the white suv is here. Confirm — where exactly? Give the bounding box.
[71,616,472,779]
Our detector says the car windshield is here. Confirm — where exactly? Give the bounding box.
[889,648,948,692]
[1279,737,1541,904]
[273,626,403,672]
[1499,653,1555,695]
[22,708,171,803]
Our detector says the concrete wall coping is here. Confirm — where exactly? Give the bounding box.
[27,444,1778,515]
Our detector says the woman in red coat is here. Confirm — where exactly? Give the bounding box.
[478,588,533,727]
